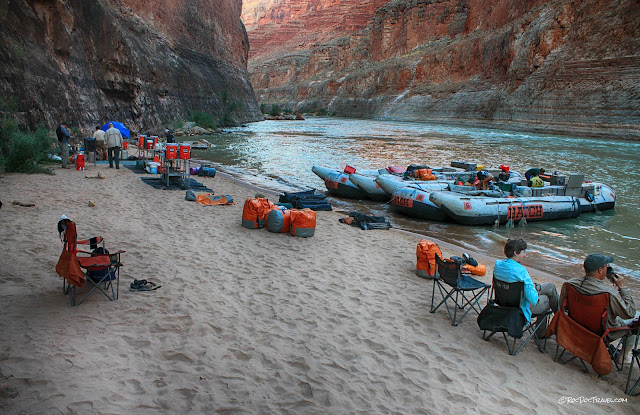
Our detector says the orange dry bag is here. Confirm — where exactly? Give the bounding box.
[242,198,274,229]
[416,239,442,278]
[462,263,487,276]
[290,208,316,237]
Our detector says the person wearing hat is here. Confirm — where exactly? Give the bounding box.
[165,129,175,144]
[494,239,560,337]
[560,254,639,363]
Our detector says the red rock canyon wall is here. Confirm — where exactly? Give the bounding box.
[245,0,640,139]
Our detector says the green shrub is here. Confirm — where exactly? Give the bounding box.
[0,115,55,174]
[268,105,281,116]
[189,111,217,130]
[260,103,266,113]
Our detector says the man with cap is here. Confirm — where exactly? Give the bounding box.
[560,254,639,363]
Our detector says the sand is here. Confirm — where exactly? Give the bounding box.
[0,163,638,414]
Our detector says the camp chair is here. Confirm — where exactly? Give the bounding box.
[546,283,639,376]
[626,348,640,396]
[477,277,551,355]
[430,255,490,326]
[56,219,124,306]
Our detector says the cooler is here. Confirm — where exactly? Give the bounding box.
[179,143,191,159]
[166,143,178,159]
[146,139,154,149]
[138,135,146,149]
[75,153,85,171]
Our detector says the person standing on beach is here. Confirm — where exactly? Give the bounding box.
[93,125,107,160]
[165,129,175,143]
[105,122,123,169]
[55,122,71,168]
[560,254,639,364]
[493,239,559,336]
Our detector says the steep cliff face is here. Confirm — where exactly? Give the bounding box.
[243,0,391,60]
[246,0,640,139]
[0,0,263,133]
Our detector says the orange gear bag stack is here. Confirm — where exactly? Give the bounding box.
[416,239,442,279]
[242,198,274,229]
[289,208,316,237]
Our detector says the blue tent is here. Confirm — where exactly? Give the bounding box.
[102,121,130,138]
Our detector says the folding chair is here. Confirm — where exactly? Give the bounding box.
[83,137,97,166]
[477,277,551,355]
[430,255,490,326]
[547,283,638,376]
[55,219,124,306]
[626,348,640,396]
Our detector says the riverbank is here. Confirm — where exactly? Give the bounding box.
[0,164,637,413]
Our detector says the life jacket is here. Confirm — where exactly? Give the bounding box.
[266,206,291,233]
[416,239,442,278]
[196,194,234,206]
[290,208,316,237]
[530,176,544,188]
[242,198,274,229]
[462,263,487,276]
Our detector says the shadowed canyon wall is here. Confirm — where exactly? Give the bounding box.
[245,0,640,139]
[0,0,263,133]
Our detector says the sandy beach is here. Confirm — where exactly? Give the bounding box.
[0,163,638,414]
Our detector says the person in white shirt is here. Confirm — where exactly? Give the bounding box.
[105,122,123,169]
[93,126,107,160]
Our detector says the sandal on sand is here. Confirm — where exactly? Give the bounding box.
[130,279,161,292]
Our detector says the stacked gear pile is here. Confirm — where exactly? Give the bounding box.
[243,198,316,237]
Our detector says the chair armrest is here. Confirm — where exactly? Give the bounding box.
[77,236,104,245]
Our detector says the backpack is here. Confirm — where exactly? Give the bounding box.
[416,239,442,279]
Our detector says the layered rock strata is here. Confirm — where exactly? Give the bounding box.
[0,0,262,133]
[246,0,640,139]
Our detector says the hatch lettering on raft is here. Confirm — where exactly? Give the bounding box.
[507,204,544,220]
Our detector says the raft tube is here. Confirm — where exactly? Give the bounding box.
[391,185,449,221]
[375,174,450,196]
[429,191,581,226]
[312,166,380,199]
[348,172,391,201]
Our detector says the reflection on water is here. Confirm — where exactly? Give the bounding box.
[186,117,640,288]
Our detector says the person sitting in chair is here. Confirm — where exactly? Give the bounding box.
[494,239,559,336]
[560,254,639,364]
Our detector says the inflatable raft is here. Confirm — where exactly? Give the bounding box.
[391,185,450,221]
[429,191,583,225]
[312,166,385,199]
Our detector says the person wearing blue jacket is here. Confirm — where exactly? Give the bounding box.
[494,238,559,336]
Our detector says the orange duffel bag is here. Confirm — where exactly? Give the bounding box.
[463,263,487,276]
[290,208,316,237]
[242,198,274,229]
[416,239,442,278]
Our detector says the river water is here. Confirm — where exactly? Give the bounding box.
[186,117,640,288]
